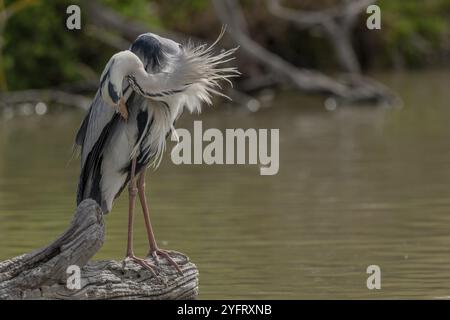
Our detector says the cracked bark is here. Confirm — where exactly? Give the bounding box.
[0,199,199,300]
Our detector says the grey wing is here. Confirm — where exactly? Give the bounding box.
[76,82,132,164]
[77,91,116,165]
[75,84,132,205]
[75,90,116,204]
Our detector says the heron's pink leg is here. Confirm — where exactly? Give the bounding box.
[138,168,183,275]
[125,158,157,276]
[126,158,138,257]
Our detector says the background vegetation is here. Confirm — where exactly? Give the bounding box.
[0,0,449,92]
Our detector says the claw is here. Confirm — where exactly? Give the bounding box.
[125,255,158,277]
[148,249,183,276]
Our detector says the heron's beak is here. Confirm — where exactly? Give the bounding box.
[118,97,129,121]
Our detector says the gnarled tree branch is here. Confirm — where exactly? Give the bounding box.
[267,0,377,73]
[0,200,199,300]
[81,0,198,45]
[213,0,395,104]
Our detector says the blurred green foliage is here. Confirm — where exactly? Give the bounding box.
[0,0,449,91]
[379,0,450,67]
[3,0,82,90]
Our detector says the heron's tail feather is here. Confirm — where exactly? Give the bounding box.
[161,28,240,113]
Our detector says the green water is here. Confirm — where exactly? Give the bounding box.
[1,71,450,299]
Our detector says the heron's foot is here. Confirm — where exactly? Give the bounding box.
[124,254,158,277]
[118,98,129,120]
[148,248,183,275]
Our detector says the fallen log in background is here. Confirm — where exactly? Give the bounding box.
[213,0,399,106]
[0,89,92,110]
[0,199,199,300]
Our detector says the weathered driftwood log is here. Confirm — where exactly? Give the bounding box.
[0,199,199,300]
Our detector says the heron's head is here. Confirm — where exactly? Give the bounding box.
[99,51,142,107]
[128,31,240,113]
[130,33,182,73]
[99,30,239,114]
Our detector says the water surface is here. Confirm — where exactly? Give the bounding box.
[1,71,450,299]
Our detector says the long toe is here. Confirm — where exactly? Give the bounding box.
[126,255,158,277]
[150,249,183,275]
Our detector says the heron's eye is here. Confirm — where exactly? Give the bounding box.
[179,44,183,50]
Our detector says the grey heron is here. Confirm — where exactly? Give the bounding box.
[75,31,238,273]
